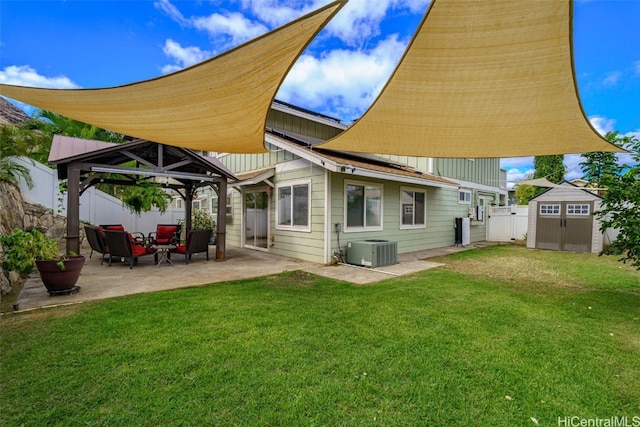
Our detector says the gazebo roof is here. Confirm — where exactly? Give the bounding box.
[49,135,236,188]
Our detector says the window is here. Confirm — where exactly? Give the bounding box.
[567,204,590,215]
[540,204,560,215]
[345,181,382,230]
[400,188,426,228]
[276,181,310,231]
[458,189,472,204]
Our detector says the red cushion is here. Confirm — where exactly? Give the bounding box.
[106,225,125,231]
[155,226,178,244]
[174,245,186,254]
[132,245,150,257]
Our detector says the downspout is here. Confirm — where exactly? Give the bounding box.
[324,168,331,264]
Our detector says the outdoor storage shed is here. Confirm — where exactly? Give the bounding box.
[526,182,608,254]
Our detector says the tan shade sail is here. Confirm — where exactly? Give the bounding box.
[0,1,345,154]
[319,0,622,158]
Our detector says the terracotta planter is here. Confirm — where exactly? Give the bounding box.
[35,255,85,296]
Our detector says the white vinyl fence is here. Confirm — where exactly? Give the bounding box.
[15,157,183,236]
[486,205,529,242]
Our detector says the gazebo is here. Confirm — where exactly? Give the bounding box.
[48,135,237,260]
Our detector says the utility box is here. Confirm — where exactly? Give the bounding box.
[346,240,398,268]
[454,217,470,246]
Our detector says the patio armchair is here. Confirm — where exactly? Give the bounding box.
[101,224,146,246]
[103,229,156,269]
[148,224,181,247]
[170,229,212,264]
[84,225,109,265]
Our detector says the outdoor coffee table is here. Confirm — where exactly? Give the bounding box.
[153,244,176,266]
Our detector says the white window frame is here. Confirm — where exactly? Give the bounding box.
[540,204,561,215]
[400,186,427,229]
[344,180,384,232]
[458,189,472,205]
[275,180,311,232]
[566,204,590,215]
[226,191,234,217]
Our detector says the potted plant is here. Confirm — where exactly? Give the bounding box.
[0,228,84,296]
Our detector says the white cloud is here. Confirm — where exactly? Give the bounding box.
[154,0,189,26]
[192,12,269,47]
[589,115,616,136]
[564,153,584,181]
[0,65,79,89]
[602,71,622,86]
[240,0,328,27]
[505,167,534,187]
[277,34,407,121]
[326,0,394,47]
[161,39,212,72]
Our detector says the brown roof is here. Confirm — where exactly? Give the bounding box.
[270,133,456,187]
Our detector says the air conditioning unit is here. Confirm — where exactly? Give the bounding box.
[346,240,398,268]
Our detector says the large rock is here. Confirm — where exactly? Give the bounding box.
[0,180,25,236]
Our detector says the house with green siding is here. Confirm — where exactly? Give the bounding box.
[183,100,508,264]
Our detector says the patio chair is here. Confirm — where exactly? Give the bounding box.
[103,229,156,269]
[148,224,181,247]
[101,224,146,246]
[84,225,109,265]
[170,229,212,264]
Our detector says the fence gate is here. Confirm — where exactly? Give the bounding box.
[487,205,529,242]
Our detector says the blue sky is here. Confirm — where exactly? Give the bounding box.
[1,0,638,185]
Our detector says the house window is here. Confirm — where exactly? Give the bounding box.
[192,200,201,211]
[276,181,310,231]
[400,188,426,229]
[540,204,560,215]
[567,204,590,215]
[458,189,472,204]
[345,181,383,231]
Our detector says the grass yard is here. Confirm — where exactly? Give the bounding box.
[1,245,639,426]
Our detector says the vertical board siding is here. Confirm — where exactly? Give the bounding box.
[433,158,500,187]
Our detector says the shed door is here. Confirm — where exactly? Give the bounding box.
[562,203,593,252]
[535,202,593,252]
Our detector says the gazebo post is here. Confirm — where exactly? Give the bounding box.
[65,162,81,255]
[216,180,227,261]
[185,184,193,236]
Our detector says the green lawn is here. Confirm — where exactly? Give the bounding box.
[1,245,639,426]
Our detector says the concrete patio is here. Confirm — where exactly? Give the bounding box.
[12,242,495,312]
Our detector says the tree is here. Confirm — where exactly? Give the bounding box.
[580,132,620,188]
[596,133,640,269]
[0,125,35,188]
[534,155,566,184]
[514,183,537,205]
[5,109,171,215]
